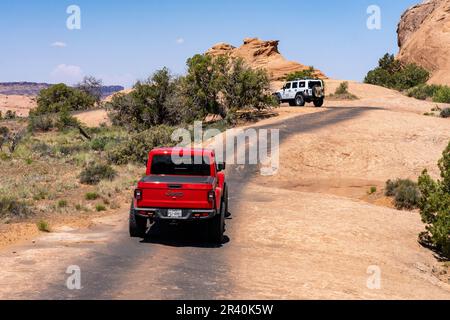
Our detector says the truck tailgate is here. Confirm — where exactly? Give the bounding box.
[137,175,215,209]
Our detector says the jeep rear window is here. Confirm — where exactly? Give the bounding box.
[308,81,322,88]
[299,82,306,88]
[150,155,211,176]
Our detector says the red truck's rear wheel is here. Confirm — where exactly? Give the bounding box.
[208,202,225,244]
[129,201,147,238]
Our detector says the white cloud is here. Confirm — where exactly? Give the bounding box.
[176,38,185,44]
[51,42,67,48]
[50,64,83,84]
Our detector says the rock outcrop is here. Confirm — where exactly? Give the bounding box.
[206,38,326,83]
[397,0,450,85]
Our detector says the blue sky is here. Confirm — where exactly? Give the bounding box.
[0,0,419,87]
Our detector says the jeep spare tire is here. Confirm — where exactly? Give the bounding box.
[312,85,324,98]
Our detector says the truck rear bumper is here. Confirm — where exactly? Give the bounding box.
[133,207,217,221]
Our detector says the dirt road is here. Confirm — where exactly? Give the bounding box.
[1,82,449,299]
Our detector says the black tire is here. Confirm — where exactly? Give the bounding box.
[208,203,225,244]
[129,201,147,238]
[313,98,324,107]
[294,94,305,107]
[288,100,295,106]
[223,184,230,218]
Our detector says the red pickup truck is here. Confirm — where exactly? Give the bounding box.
[130,148,228,243]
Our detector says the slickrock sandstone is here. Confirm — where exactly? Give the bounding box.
[397,0,450,85]
[206,38,326,82]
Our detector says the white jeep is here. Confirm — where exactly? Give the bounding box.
[274,79,325,107]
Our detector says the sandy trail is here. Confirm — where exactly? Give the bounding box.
[0,81,449,299]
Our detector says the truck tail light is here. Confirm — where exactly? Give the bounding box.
[208,190,215,202]
[134,189,142,200]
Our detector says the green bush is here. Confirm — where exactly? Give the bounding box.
[385,179,420,210]
[418,142,450,258]
[335,82,349,95]
[440,108,450,118]
[57,199,68,208]
[56,108,80,131]
[364,53,429,90]
[108,125,176,165]
[35,83,96,114]
[85,192,99,200]
[285,67,316,81]
[28,113,55,132]
[393,63,430,90]
[90,137,110,151]
[107,68,179,132]
[221,58,276,119]
[31,142,55,157]
[4,110,17,120]
[108,56,275,131]
[433,86,450,103]
[37,220,50,232]
[406,84,441,100]
[95,204,107,212]
[79,162,117,185]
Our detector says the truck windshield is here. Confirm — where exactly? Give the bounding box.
[151,155,211,176]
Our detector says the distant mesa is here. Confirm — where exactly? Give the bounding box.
[397,0,450,85]
[206,37,326,83]
[0,82,124,99]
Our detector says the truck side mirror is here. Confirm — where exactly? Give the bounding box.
[217,163,226,171]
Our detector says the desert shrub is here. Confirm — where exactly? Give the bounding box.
[368,186,377,195]
[385,179,420,210]
[31,142,55,157]
[393,63,430,90]
[440,108,450,118]
[76,76,103,104]
[406,84,442,100]
[79,162,117,185]
[37,220,50,232]
[96,204,107,212]
[28,113,56,132]
[285,67,316,81]
[108,56,275,131]
[56,108,80,131]
[108,125,176,165]
[433,86,450,103]
[90,137,110,151]
[85,192,99,200]
[418,142,450,258]
[220,58,276,122]
[329,82,358,100]
[335,82,349,95]
[35,83,96,114]
[57,144,86,156]
[107,68,179,132]
[0,127,9,151]
[4,110,17,120]
[57,199,68,208]
[0,197,32,219]
[364,53,429,90]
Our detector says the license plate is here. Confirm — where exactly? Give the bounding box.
[167,209,183,218]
